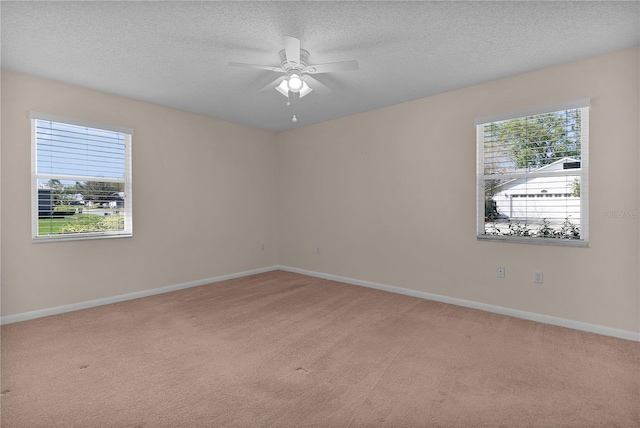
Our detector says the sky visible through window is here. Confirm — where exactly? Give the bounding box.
[36,120,125,183]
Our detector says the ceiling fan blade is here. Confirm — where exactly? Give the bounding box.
[303,75,332,95]
[259,76,287,93]
[305,60,359,74]
[283,35,301,67]
[228,62,283,72]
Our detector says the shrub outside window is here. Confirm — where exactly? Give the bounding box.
[476,100,589,246]
[31,113,133,242]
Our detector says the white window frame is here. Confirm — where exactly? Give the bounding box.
[31,112,133,242]
[475,99,589,247]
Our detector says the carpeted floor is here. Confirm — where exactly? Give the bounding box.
[1,270,639,427]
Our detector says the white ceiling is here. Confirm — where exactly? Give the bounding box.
[2,1,639,132]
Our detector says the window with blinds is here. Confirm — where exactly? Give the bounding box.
[31,113,133,241]
[476,100,589,246]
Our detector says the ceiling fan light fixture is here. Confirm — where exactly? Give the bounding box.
[276,80,289,97]
[299,81,313,98]
[287,74,304,92]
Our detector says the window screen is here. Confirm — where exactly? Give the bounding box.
[476,101,589,245]
[31,113,132,241]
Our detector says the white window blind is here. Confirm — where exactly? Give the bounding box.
[31,113,133,241]
[476,102,589,246]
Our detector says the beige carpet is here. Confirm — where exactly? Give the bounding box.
[1,270,639,427]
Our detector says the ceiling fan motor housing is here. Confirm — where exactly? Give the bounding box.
[279,49,310,73]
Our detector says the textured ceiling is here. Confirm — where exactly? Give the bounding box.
[2,1,639,132]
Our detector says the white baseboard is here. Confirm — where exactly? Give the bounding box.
[4,264,638,342]
[0,265,279,325]
[277,265,640,342]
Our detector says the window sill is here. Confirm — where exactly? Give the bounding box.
[477,234,588,247]
[33,232,133,243]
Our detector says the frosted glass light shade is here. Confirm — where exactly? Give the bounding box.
[287,74,303,92]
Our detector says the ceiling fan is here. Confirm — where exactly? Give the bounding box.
[229,35,359,101]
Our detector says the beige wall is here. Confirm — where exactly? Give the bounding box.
[2,47,639,334]
[278,47,640,333]
[1,70,280,316]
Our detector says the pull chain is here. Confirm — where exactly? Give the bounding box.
[290,91,297,122]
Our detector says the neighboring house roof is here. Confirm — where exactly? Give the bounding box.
[529,156,580,172]
[494,157,580,193]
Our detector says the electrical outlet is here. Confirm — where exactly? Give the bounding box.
[316,247,321,254]
[496,266,505,278]
[534,271,544,284]
[260,243,265,251]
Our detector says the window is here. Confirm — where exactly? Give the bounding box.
[476,99,589,246]
[31,113,133,241]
